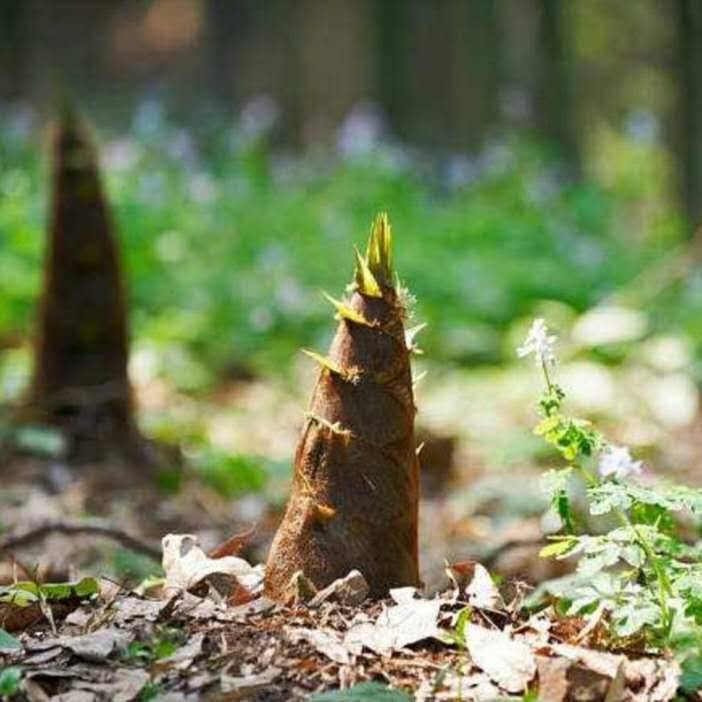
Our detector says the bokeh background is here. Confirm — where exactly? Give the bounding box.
[3,0,702,583]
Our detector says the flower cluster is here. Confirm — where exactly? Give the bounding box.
[519,318,644,481]
[517,318,557,367]
[597,444,643,481]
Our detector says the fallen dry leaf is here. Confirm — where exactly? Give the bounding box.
[543,643,680,702]
[464,563,504,609]
[109,596,163,625]
[24,667,149,702]
[308,570,370,608]
[208,525,256,559]
[606,663,627,702]
[220,666,281,696]
[281,570,318,605]
[417,671,502,702]
[445,559,476,594]
[62,629,131,661]
[624,657,680,702]
[536,655,570,702]
[72,668,150,702]
[28,628,131,662]
[286,627,351,665]
[344,588,442,656]
[465,624,536,693]
[161,533,263,598]
[550,642,624,679]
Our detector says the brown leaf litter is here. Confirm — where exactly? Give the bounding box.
[0,543,687,702]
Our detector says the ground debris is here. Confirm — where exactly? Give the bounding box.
[161,533,264,599]
[0,567,685,701]
[464,623,536,693]
[308,570,370,608]
[343,587,443,657]
[0,531,685,702]
[26,628,132,662]
[220,666,282,696]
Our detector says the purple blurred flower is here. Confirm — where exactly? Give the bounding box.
[337,102,385,157]
[239,94,280,139]
[598,444,643,481]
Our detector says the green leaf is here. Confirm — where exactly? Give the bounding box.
[683,596,702,625]
[0,583,38,606]
[0,578,98,607]
[39,583,75,599]
[681,656,702,693]
[630,502,676,533]
[310,682,412,701]
[72,577,99,598]
[0,667,22,696]
[577,550,618,577]
[453,606,472,647]
[567,595,601,617]
[540,537,577,559]
[40,577,98,600]
[556,490,576,534]
[12,425,65,457]
[153,639,178,660]
[619,544,645,568]
[588,482,633,515]
[0,628,21,651]
[139,683,163,702]
[614,602,661,637]
[540,467,573,499]
[534,416,560,437]
[126,640,153,663]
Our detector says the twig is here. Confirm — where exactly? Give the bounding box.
[0,520,161,561]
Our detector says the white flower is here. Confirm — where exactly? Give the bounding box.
[598,444,643,480]
[517,318,557,366]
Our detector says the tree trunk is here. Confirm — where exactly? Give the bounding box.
[0,0,24,99]
[535,0,580,173]
[28,108,136,461]
[676,0,702,229]
[206,0,254,103]
[297,0,371,148]
[446,0,500,151]
[372,0,410,138]
[265,214,420,602]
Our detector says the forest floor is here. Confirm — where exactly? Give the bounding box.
[0,561,686,701]
[2,364,702,700]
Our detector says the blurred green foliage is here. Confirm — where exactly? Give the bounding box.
[111,549,162,583]
[124,626,185,665]
[0,104,686,394]
[0,666,22,697]
[188,448,268,498]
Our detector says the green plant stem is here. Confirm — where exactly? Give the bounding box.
[541,359,554,393]
[537,349,675,642]
[618,509,674,637]
[575,461,673,637]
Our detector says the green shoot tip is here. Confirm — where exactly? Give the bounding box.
[353,212,394,296]
[366,212,393,284]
